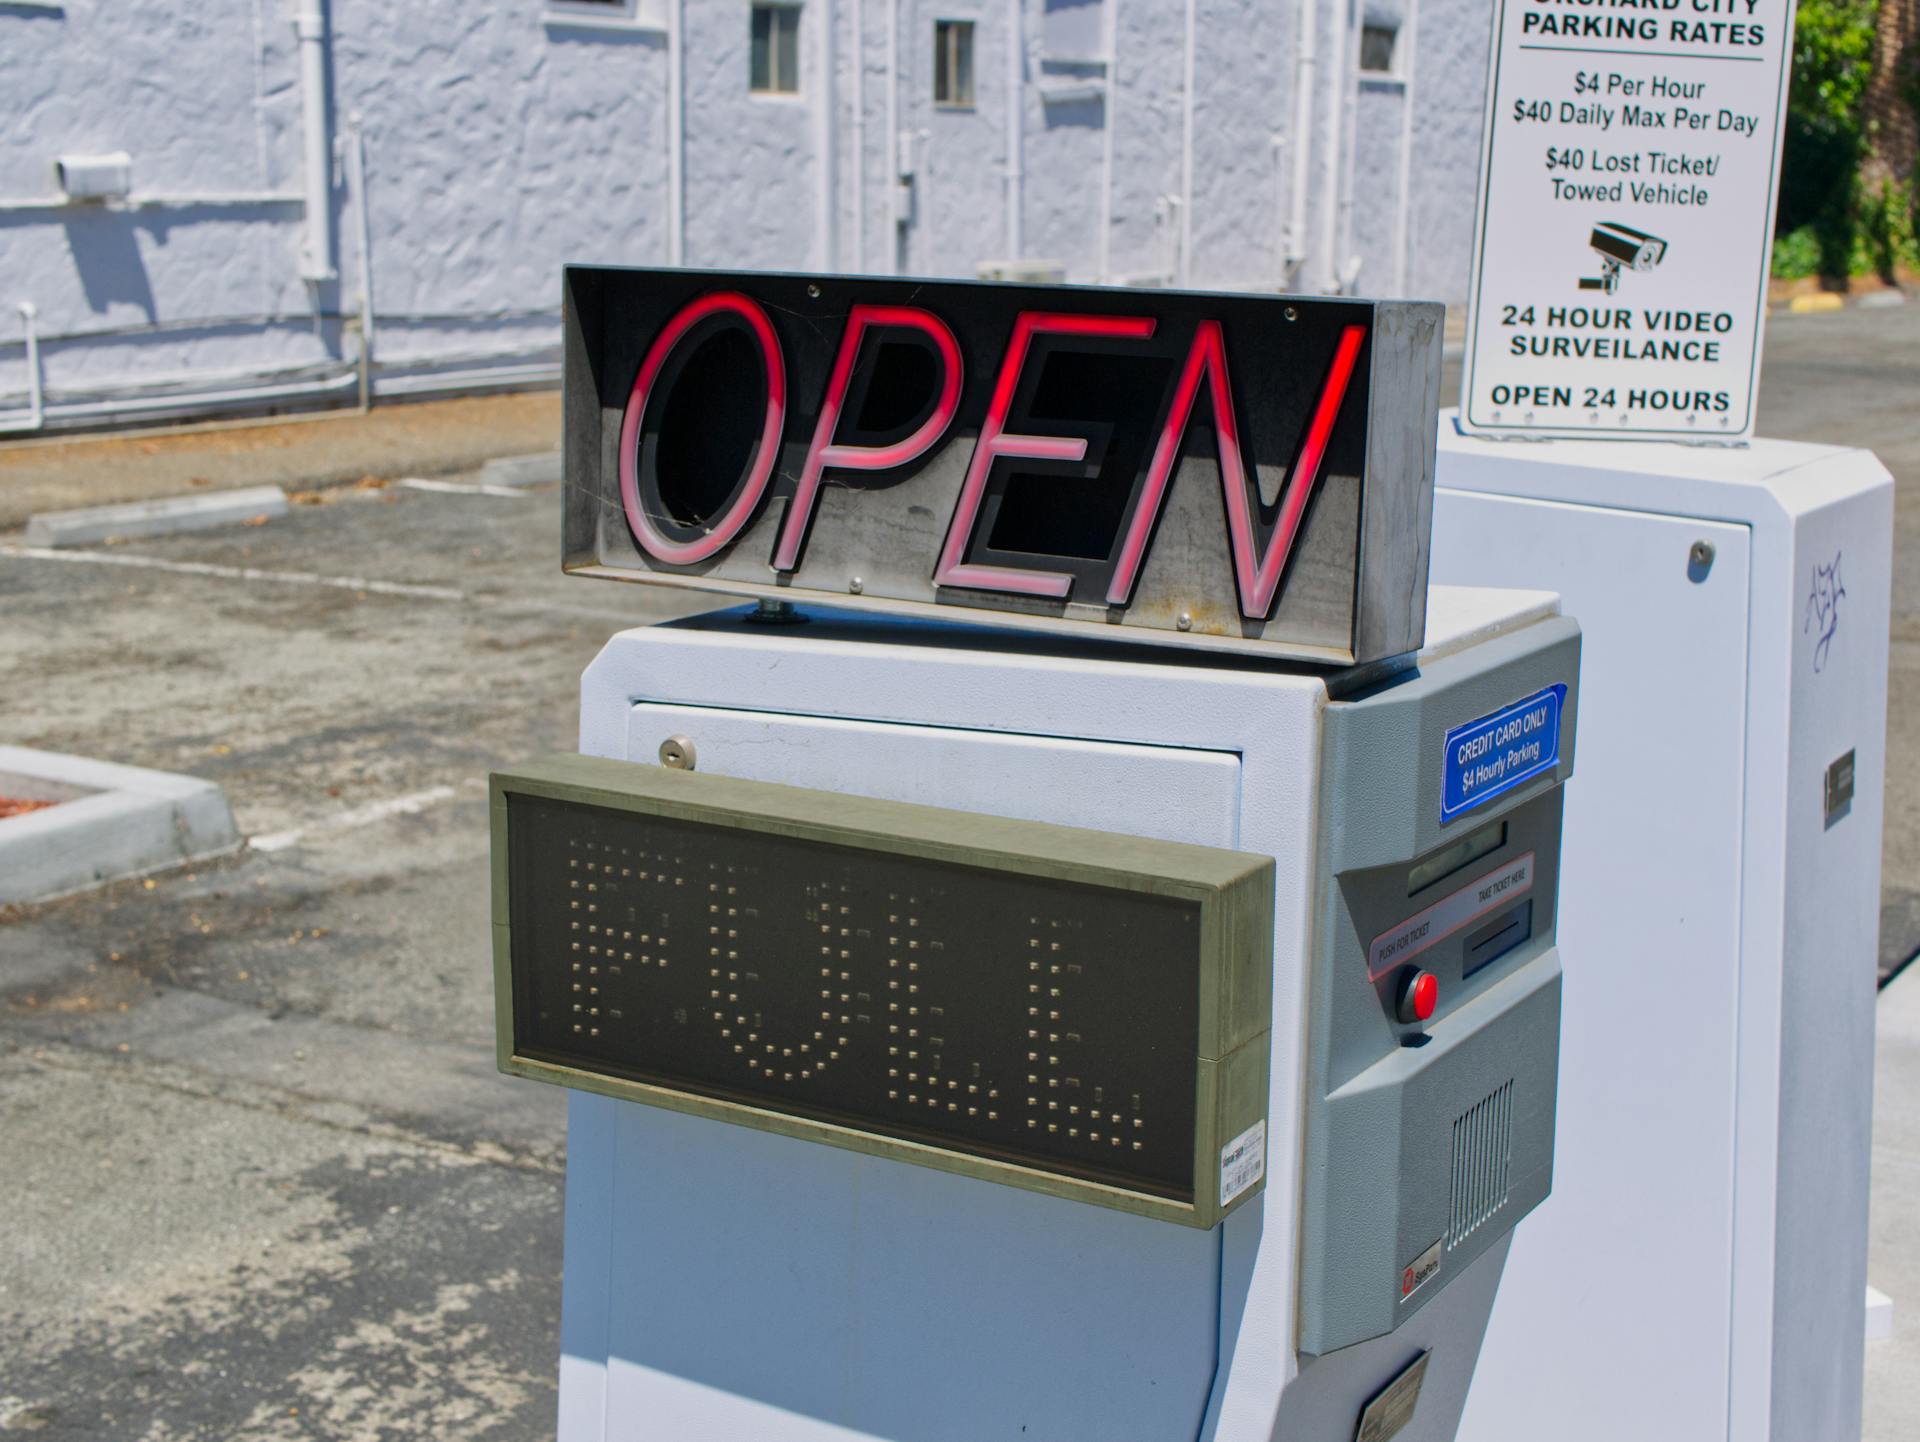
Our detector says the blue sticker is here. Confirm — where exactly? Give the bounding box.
[1441,685,1566,824]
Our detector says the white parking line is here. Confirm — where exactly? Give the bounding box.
[251,785,462,853]
[397,477,534,499]
[2,540,673,626]
[0,545,464,601]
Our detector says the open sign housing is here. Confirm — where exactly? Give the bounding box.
[561,268,1443,667]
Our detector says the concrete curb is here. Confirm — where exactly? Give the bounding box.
[476,452,561,488]
[0,746,242,905]
[1772,287,1911,316]
[23,486,289,548]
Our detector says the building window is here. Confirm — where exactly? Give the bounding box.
[544,0,664,30]
[1042,0,1105,63]
[934,20,975,109]
[1358,22,1399,75]
[752,4,802,95]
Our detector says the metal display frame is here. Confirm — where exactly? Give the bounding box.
[560,267,1444,668]
[491,751,1276,1228]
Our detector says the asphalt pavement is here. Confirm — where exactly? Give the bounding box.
[0,477,695,1437]
[1,300,1916,1439]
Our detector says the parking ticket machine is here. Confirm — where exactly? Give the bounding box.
[491,271,1582,1440]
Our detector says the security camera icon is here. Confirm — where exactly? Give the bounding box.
[1579,221,1667,294]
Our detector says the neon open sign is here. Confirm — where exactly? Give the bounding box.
[563,269,1443,666]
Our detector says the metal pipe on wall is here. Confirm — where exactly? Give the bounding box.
[1180,0,1196,286]
[1335,0,1361,289]
[2,352,563,434]
[1392,0,1421,295]
[886,0,901,273]
[851,0,866,272]
[1317,0,1350,291]
[916,129,933,273]
[347,115,376,412]
[1096,0,1118,283]
[668,0,685,265]
[1004,0,1023,260]
[294,0,336,283]
[816,0,837,269]
[0,302,45,435]
[0,192,301,215]
[1286,0,1319,278]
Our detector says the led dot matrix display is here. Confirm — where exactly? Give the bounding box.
[493,754,1275,1227]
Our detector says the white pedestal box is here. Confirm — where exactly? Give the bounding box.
[1430,424,1892,1442]
[521,587,1582,1442]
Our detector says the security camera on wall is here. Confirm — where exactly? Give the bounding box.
[1579,221,1667,294]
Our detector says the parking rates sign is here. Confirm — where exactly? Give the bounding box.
[1459,0,1796,441]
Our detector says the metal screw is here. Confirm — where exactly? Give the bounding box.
[659,735,696,770]
[1176,612,1193,631]
[806,283,822,298]
[1688,540,1715,580]
[1283,306,1298,322]
[849,576,864,594]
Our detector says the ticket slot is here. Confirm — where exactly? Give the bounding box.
[1464,900,1533,978]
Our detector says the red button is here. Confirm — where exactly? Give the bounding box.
[1412,972,1439,1021]
[1397,970,1439,1024]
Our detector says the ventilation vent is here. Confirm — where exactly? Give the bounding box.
[1447,1080,1513,1249]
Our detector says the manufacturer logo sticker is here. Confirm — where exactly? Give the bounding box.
[1400,1239,1442,1303]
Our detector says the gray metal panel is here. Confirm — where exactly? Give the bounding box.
[1325,616,1581,873]
[1297,613,1580,1355]
[1301,952,1560,1355]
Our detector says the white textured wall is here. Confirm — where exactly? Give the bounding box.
[0,0,1489,427]
[1407,0,1492,303]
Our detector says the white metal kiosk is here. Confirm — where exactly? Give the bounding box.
[499,585,1578,1442]
[1430,426,1892,1442]
[492,269,1586,1440]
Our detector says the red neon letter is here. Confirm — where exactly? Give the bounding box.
[772,304,963,574]
[1105,320,1366,618]
[934,311,1156,597]
[617,291,787,566]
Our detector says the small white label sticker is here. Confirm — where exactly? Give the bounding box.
[1220,1120,1266,1208]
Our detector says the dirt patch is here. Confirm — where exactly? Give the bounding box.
[0,390,559,529]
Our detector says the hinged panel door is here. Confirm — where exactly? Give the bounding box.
[1433,489,1751,1442]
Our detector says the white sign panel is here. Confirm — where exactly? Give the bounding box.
[1460,0,1796,441]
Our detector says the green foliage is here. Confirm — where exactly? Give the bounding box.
[1859,177,1920,279]
[1790,0,1879,135]
[1771,223,1825,278]
[1775,182,1920,280]
[1774,0,1885,280]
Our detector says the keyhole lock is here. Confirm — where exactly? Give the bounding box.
[659,735,697,771]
